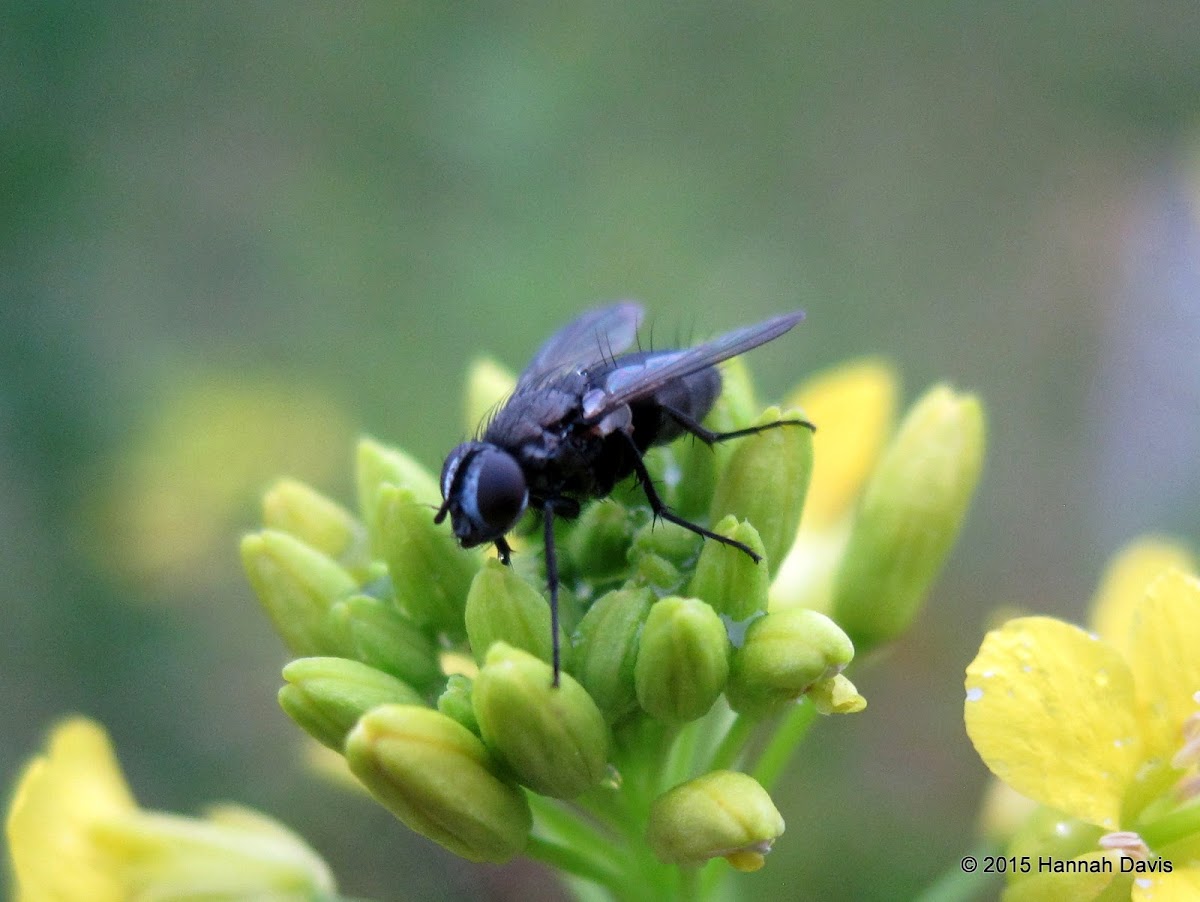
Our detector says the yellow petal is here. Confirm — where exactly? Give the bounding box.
[1089,537,1195,657]
[6,718,136,902]
[91,808,335,897]
[1127,570,1200,761]
[965,617,1141,828]
[784,358,897,530]
[1131,867,1200,902]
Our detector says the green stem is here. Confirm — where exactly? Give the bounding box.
[695,857,726,901]
[751,702,816,792]
[525,835,625,892]
[677,864,700,901]
[528,792,617,853]
[705,713,756,773]
[662,716,701,791]
[1141,798,1200,850]
[911,840,1001,902]
[689,701,737,777]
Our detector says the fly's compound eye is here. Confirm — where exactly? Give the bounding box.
[471,449,528,533]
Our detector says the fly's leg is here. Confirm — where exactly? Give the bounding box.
[542,502,561,687]
[494,536,513,566]
[495,510,563,686]
[662,406,814,445]
[539,497,577,688]
[619,431,764,563]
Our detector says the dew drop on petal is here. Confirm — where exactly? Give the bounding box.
[966,687,983,702]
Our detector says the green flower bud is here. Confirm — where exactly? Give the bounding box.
[465,559,553,665]
[376,484,476,636]
[262,478,368,571]
[709,407,813,578]
[635,597,729,722]
[686,516,768,621]
[647,770,784,871]
[727,609,854,718]
[346,704,531,863]
[672,359,760,519]
[807,674,867,714]
[573,587,654,723]
[326,595,441,691]
[565,500,636,580]
[278,657,423,751]
[630,519,702,569]
[472,643,609,799]
[714,356,761,431]
[437,674,480,735]
[241,530,357,656]
[463,357,517,434]
[831,385,985,652]
[355,438,441,555]
[628,552,683,594]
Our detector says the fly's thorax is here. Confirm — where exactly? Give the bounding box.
[439,442,529,547]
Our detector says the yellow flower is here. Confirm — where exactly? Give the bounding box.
[91,374,351,591]
[964,539,1200,901]
[6,717,336,902]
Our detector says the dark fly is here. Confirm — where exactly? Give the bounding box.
[435,303,812,684]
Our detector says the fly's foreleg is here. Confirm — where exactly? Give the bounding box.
[494,536,513,566]
[541,502,561,687]
[539,497,577,688]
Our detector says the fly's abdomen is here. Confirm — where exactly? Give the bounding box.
[630,365,721,450]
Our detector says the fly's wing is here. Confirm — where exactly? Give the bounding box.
[584,311,804,418]
[514,302,644,393]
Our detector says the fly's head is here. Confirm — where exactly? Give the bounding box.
[436,441,529,548]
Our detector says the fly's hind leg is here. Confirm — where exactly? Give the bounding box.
[619,431,764,563]
[662,406,814,446]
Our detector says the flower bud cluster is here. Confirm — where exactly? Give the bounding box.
[240,356,985,894]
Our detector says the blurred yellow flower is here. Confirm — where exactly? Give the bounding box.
[6,717,336,902]
[770,358,898,611]
[965,539,1200,901]
[91,373,351,592]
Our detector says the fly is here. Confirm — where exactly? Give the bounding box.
[435,303,813,685]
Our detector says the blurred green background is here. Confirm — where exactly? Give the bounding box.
[5,4,1200,900]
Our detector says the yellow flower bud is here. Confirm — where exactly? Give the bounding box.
[279,657,424,751]
[472,644,610,799]
[832,385,985,652]
[465,559,554,665]
[573,587,654,722]
[687,516,769,621]
[647,770,784,870]
[709,407,813,577]
[727,608,854,718]
[635,597,729,722]
[240,530,357,657]
[346,704,531,862]
[376,484,477,635]
[261,477,367,570]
